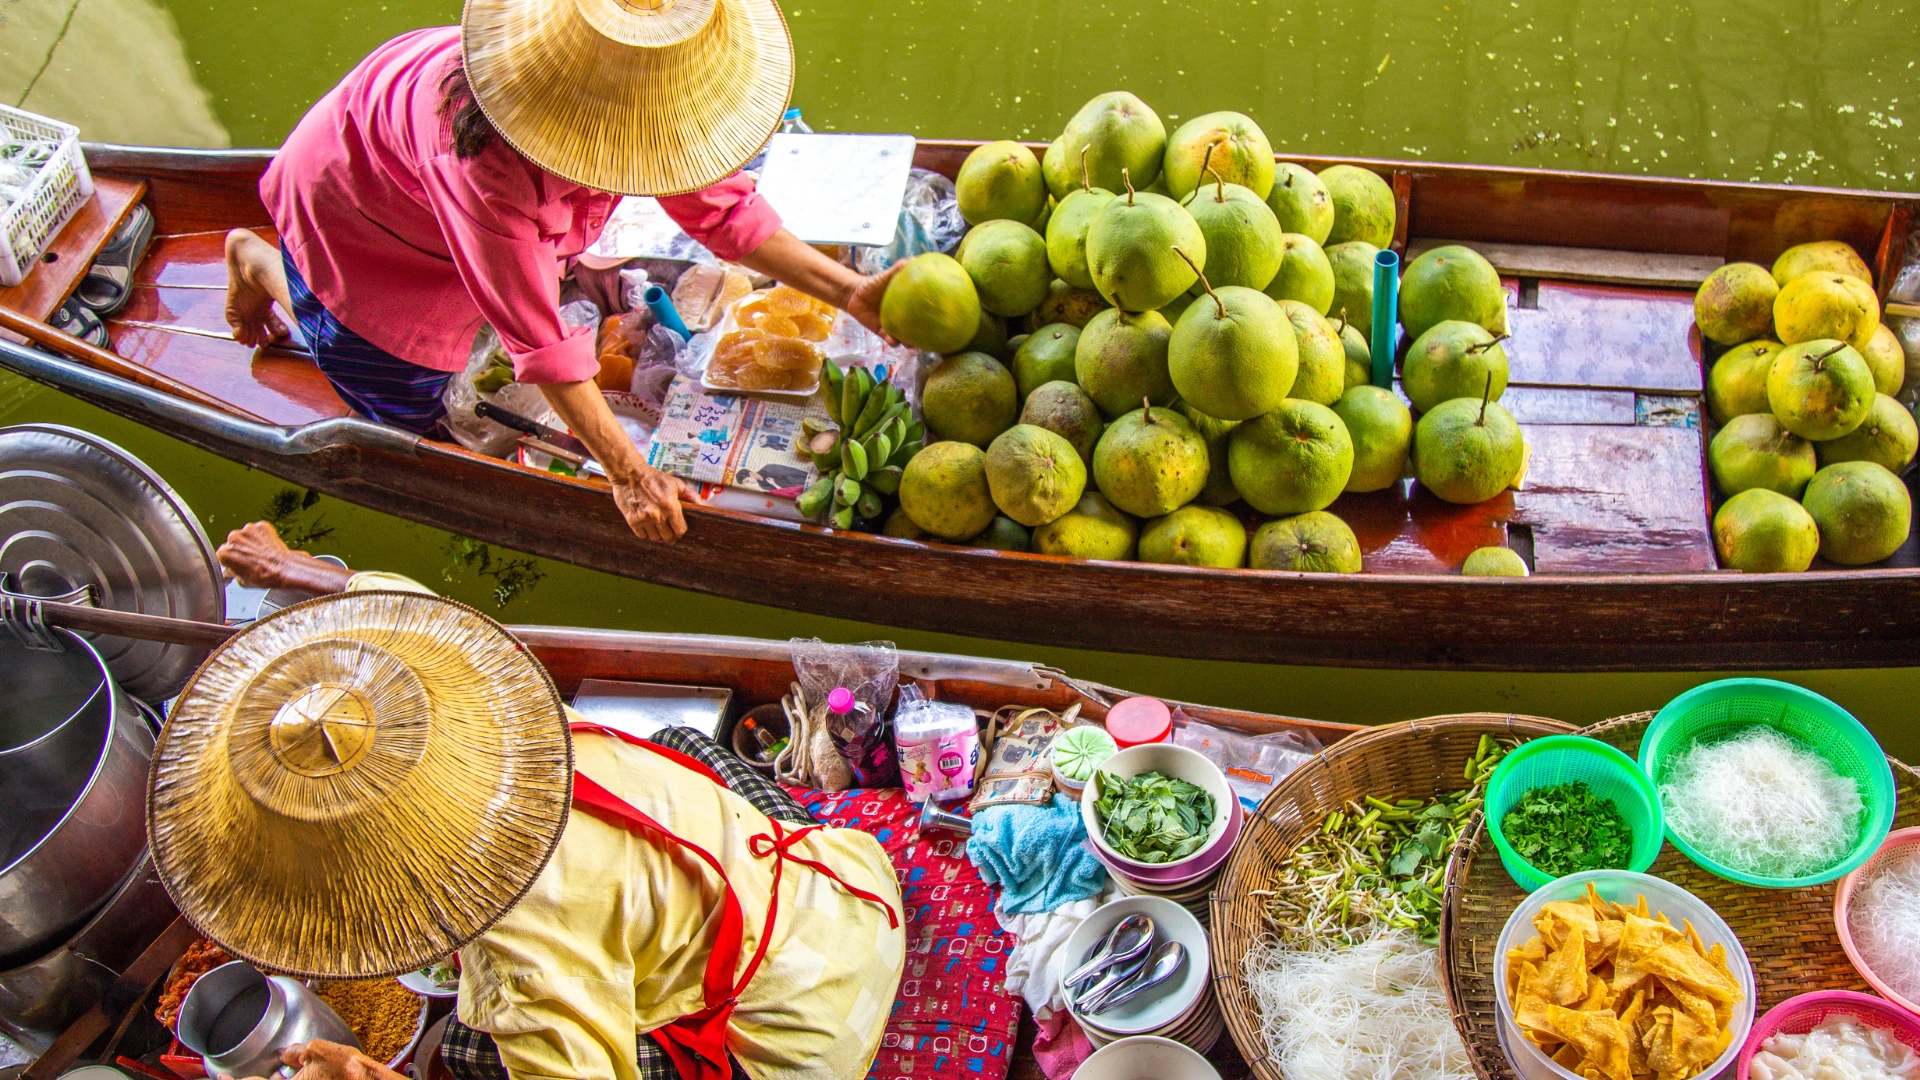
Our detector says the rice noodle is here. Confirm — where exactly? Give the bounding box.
[1659,727,1863,879]
[1849,844,1920,1002]
[1242,928,1473,1080]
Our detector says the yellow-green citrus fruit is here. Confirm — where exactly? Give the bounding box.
[1774,271,1878,352]
[1712,489,1819,573]
[1398,244,1509,344]
[1815,393,1918,474]
[1802,460,1912,565]
[1162,111,1275,200]
[1772,240,1873,288]
[1767,338,1875,441]
[1693,262,1780,346]
[1333,384,1413,493]
[1266,163,1334,245]
[956,140,1047,227]
[1706,340,1784,425]
[1413,397,1525,505]
[1228,399,1354,515]
[1462,546,1529,576]
[1138,505,1248,568]
[1402,320,1509,415]
[1318,165,1396,248]
[881,253,982,354]
[957,219,1052,318]
[1277,299,1346,406]
[1709,412,1818,499]
[1043,92,1167,199]
[1091,404,1211,517]
[985,423,1088,527]
[1168,286,1297,421]
[1249,511,1362,573]
[1076,308,1176,418]
[1085,190,1205,312]
[922,351,1019,447]
[899,441,997,540]
[1031,491,1139,560]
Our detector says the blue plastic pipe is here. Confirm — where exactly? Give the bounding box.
[1370,249,1400,389]
[643,284,690,341]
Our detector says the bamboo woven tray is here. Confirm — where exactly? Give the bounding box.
[1440,711,1920,1080]
[1210,712,1578,1080]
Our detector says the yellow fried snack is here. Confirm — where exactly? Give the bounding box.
[1506,885,1742,1080]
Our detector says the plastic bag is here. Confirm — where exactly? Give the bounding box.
[442,325,560,457]
[791,638,900,787]
[629,323,687,407]
[894,691,981,804]
[854,168,967,275]
[1173,717,1320,811]
[583,195,715,264]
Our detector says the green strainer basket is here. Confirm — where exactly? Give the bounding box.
[1486,734,1664,891]
[1640,678,1896,889]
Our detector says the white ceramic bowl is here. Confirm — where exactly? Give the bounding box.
[1082,744,1235,883]
[1063,895,1210,1037]
[1494,870,1756,1080]
[1073,1035,1221,1080]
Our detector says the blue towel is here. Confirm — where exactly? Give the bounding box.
[966,795,1108,915]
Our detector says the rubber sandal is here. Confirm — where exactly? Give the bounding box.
[48,296,111,349]
[73,203,154,317]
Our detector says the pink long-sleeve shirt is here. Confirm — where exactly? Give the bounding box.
[261,27,784,384]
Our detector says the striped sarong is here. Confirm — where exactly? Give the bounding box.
[282,249,456,436]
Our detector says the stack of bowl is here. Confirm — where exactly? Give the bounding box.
[1080,744,1241,922]
[1063,896,1222,1054]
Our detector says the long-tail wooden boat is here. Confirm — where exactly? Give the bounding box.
[3,142,1918,672]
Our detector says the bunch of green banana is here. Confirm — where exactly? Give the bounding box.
[797,361,925,528]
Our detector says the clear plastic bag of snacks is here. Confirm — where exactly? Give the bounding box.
[702,285,838,395]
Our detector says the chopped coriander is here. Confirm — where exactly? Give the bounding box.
[1500,781,1635,878]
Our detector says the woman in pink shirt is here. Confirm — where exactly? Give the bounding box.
[224,4,894,545]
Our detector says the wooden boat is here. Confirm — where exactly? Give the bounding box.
[3,141,1918,672]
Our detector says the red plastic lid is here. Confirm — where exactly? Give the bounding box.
[1106,696,1172,748]
[827,687,856,714]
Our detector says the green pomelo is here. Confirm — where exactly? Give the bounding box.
[1045,187,1117,290]
[1138,504,1248,568]
[880,253,982,354]
[1045,92,1168,198]
[1413,396,1525,505]
[956,140,1047,227]
[1462,546,1529,576]
[1326,242,1381,339]
[1278,299,1346,406]
[1705,340,1783,425]
[1169,286,1298,421]
[1402,320,1509,414]
[1266,163,1334,245]
[1028,196,1055,234]
[1708,412,1817,498]
[1012,323,1082,400]
[1767,339,1875,440]
[1021,380,1105,464]
[986,423,1089,527]
[1333,385,1413,493]
[1712,489,1819,573]
[1228,399,1354,515]
[1031,491,1139,560]
[1076,308,1177,418]
[899,441,997,540]
[1773,241,1873,288]
[964,311,1011,359]
[1398,244,1509,343]
[968,515,1031,551]
[1265,233,1335,314]
[1816,392,1918,474]
[1338,321,1371,390]
[957,220,1052,318]
[1091,404,1211,517]
[1249,511,1362,573]
[1693,262,1780,346]
[1163,111,1276,200]
[1803,460,1913,565]
[1774,272,1878,352]
[922,351,1020,448]
[1177,400,1242,506]
[1318,165,1396,248]
[1032,279,1110,329]
[1865,323,1906,396]
[1085,190,1205,311]
[882,507,929,541]
[1182,180,1283,292]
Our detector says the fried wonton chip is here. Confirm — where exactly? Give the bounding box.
[1620,911,1686,961]
[1514,960,1559,1033]
[1510,935,1550,965]
[1542,1003,1636,1080]
[1638,941,1741,1003]
[1540,900,1602,947]
[1542,924,1591,1005]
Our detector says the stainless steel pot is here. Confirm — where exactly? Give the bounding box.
[177,962,359,1079]
[0,627,153,964]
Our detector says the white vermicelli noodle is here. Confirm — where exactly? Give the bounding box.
[1849,844,1920,1002]
[1659,727,1863,879]
[1243,928,1473,1080]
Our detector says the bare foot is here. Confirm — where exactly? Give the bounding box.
[225,229,291,349]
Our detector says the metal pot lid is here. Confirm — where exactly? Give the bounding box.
[0,424,223,702]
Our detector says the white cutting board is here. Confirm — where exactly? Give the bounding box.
[754,133,917,247]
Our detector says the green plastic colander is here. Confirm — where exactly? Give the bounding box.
[1487,734,1665,892]
[1640,678,1896,889]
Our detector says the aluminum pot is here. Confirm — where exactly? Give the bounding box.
[177,962,359,1080]
[0,627,152,963]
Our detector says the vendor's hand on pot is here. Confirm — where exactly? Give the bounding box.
[610,463,698,543]
[216,521,298,588]
[221,1040,400,1080]
[844,263,902,345]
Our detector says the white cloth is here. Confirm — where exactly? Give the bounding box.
[995,884,1120,1019]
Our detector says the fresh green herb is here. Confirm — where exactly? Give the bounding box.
[1500,781,1634,878]
[1094,770,1217,864]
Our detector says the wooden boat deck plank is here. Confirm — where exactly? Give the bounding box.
[1515,424,1716,573]
[1409,236,1725,288]
[0,176,146,322]
[132,228,277,290]
[102,322,347,426]
[1503,280,1702,393]
[1490,385,1639,426]
[112,284,231,335]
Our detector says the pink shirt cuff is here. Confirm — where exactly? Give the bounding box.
[511,325,602,385]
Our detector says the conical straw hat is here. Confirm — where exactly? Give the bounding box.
[149,592,573,979]
[462,0,794,196]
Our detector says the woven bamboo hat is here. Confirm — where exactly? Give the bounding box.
[461,0,794,197]
[148,592,573,979]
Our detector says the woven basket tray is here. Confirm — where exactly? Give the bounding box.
[1209,713,1577,1080]
[1441,711,1920,1080]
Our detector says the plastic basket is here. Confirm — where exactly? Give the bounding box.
[1485,734,1664,892]
[0,104,94,288]
[1735,990,1920,1080]
[1833,826,1920,1016]
[1640,678,1896,888]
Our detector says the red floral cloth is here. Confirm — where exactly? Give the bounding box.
[784,787,1019,1080]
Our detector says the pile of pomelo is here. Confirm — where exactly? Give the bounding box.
[880,92,1528,573]
[1694,242,1916,571]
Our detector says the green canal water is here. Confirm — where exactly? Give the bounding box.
[6,0,1920,754]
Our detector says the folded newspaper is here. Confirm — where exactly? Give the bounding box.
[646,375,821,495]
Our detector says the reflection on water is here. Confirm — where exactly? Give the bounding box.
[7,0,1920,749]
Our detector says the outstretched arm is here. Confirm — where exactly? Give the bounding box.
[731,229,901,341]
[216,521,356,594]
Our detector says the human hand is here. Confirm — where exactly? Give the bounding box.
[221,1040,399,1080]
[610,464,699,543]
[216,521,297,589]
[843,263,902,345]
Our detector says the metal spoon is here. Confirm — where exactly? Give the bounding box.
[1082,940,1187,1015]
[1063,914,1154,991]
[1072,948,1152,1013]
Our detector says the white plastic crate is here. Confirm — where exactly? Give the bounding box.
[0,104,95,288]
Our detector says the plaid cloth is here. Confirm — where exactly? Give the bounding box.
[437,726,794,1080]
